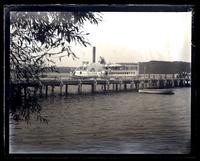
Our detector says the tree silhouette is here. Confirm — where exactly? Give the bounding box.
[10,11,102,81]
[9,11,102,122]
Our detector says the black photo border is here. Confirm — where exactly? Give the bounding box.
[1,2,199,161]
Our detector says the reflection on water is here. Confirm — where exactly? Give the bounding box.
[10,88,191,154]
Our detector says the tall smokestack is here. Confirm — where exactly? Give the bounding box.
[93,46,96,63]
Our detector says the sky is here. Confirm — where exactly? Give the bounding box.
[52,12,192,67]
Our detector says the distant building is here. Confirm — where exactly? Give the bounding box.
[138,61,191,75]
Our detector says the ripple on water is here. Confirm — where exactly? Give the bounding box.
[10,88,191,154]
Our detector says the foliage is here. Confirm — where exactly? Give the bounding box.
[9,11,102,122]
[9,85,48,123]
[10,11,102,81]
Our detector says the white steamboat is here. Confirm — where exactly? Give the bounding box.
[71,47,139,79]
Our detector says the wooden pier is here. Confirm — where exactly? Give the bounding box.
[10,77,191,98]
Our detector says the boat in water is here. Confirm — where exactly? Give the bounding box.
[70,46,139,79]
[138,89,174,95]
[71,62,105,79]
[71,62,139,79]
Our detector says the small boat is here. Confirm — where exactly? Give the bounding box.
[138,89,174,95]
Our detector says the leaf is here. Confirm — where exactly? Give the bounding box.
[61,47,65,52]
[10,11,102,83]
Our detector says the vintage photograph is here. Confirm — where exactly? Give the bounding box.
[7,8,191,154]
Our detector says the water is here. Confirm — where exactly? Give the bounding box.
[9,88,191,154]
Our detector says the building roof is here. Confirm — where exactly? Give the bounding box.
[118,63,138,66]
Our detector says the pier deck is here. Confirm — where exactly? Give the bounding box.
[10,77,191,97]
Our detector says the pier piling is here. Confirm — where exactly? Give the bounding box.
[157,80,160,88]
[112,84,115,90]
[116,84,118,91]
[51,86,54,95]
[91,83,96,93]
[107,83,110,91]
[119,82,122,91]
[60,85,63,96]
[104,84,107,91]
[78,84,82,94]
[65,85,68,96]
[124,84,127,90]
[45,85,48,97]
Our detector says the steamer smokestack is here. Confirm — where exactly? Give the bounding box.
[93,46,96,63]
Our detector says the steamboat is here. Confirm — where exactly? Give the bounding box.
[71,47,139,79]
